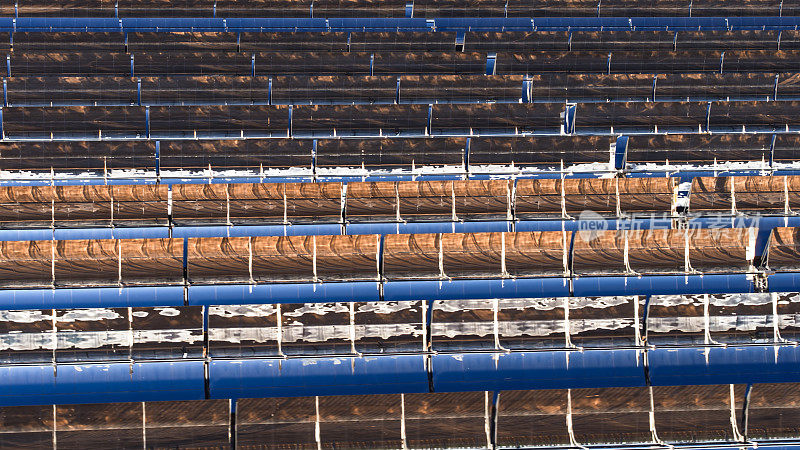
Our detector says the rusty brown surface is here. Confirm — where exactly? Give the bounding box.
[652,385,745,443]
[145,400,230,448]
[315,137,465,172]
[3,106,147,135]
[272,75,397,103]
[775,135,800,164]
[251,236,315,282]
[235,397,318,449]
[464,31,569,51]
[345,181,398,221]
[576,102,708,128]
[400,74,525,102]
[112,184,169,224]
[0,240,53,286]
[383,233,440,279]
[724,50,800,73]
[412,0,508,17]
[766,227,800,271]
[372,52,487,75]
[172,184,228,222]
[689,228,751,273]
[531,73,654,101]
[690,177,732,212]
[53,239,119,286]
[350,32,456,51]
[563,178,616,214]
[285,182,342,223]
[0,186,56,225]
[431,103,563,131]
[317,394,403,449]
[733,176,787,211]
[454,180,509,218]
[572,230,626,275]
[609,51,723,74]
[710,101,800,126]
[228,183,285,221]
[7,76,138,105]
[314,0,407,17]
[778,72,800,98]
[158,139,312,171]
[52,185,113,224]
[148,105,289,133]
[0,184,167,225]
[292,104,428,133]
[10,52,132,77]
[174,183,287,223]
[214,0,311,18]
[0,140,156,173]
[691,0,781,16]
[505,231,566,276]
[626,133,772,165]
[404,392,488,449]
[128,32,237,51]
[134,51,253,76]
[315,234,379,281]
[0,186,57,203]
[398,180,453,220]
[0,405,53,447]
[469,136,613,168]
[140,76,269,105]
[513,178,563,217]
[495,390,571,447]
[572,31,675,50]
[782,30,800,49]
[187,237,250,283]
[678,30,779,50]
[441,232,504,278]
[656,73,774,98]
[570,387,653,445]
[254,52,371,76]
[55,402,144,448]
[12,32,121,50]
[495,51,610,73]
[747,383,800,440]
[619,177,676,213]
[787,176,800,211]
[239,32,349,52]
[121,238,183,285]
[627,229,686,274]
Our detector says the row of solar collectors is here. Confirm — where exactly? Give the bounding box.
[8,175,800,228]
[3,31,800,52]
[4,102,800,138]
[5,0,800,17]
[3,225,800,287]
[2,134,799,176]
[3,383,798,449]
[4,73,800,107]
[4,50,800,77]
[1,174,797,228]
[4,289,800,363]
